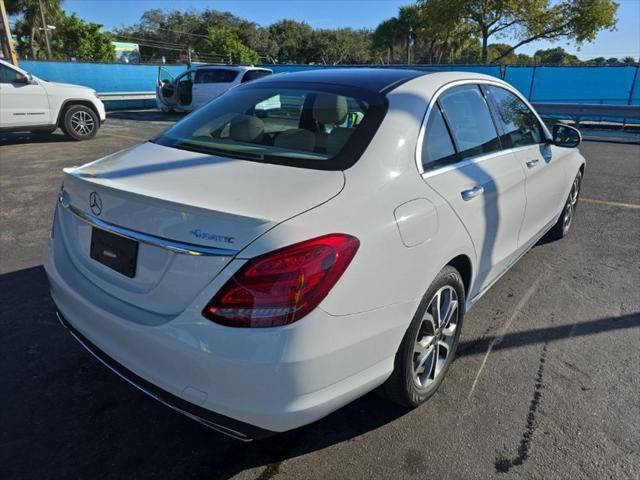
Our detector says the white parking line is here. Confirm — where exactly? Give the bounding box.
[581,197,640,209]
[467,275,543,400]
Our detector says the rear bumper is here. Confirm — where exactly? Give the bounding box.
[56,311,272,441]
[44,219,414,435]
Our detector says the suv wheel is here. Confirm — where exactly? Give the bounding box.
[383,266,465,408]
[61,105,98,141]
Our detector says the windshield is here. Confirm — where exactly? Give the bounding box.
[153,82,388,170]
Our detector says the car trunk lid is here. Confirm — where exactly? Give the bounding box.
[57,141,344,318]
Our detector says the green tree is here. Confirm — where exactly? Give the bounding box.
[203,27,259,64]
[514,53,534,64]
[309,28,373,64]
[7,0,63,59]
[55,14,114,61]
[533,46,581,64]
[9,1,113,61]
[268,20,314,63]
[372,5,421,63]
[419,0,618,63]
[488,43,516,64]
[621,56,637,64]
[114,8,273,63]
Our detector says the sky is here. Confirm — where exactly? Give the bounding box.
[62,0,640,60]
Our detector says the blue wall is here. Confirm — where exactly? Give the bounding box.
[20,60,186,93]
[18,60,640,109]
[504,65,639,104]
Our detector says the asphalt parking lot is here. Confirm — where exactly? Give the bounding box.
[1,112,639,480]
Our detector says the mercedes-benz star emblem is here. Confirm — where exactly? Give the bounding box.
[89,192,102,216]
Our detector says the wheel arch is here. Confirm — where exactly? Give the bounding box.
[56,99,100,127]
[446,254,472,299]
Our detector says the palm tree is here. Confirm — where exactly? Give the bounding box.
[6,0,63,59]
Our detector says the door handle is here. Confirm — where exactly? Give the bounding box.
[526,159,539,168]
[461,185,484,201]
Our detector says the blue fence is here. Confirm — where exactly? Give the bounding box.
[505,65,640,104]
[20,60,185,93]
[18,60,640,110]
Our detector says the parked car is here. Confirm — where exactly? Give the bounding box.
[0,58,106,140]
[45,69,584,441]
[156,64,272,113]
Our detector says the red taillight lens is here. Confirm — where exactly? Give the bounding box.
[202,234,360,327]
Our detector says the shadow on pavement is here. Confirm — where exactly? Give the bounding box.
[0,131,72,145]
[107,109,185,122]
[1,265,638,479]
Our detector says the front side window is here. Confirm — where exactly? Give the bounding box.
[438,85,501,160]
[195,69,239,84]
[0,65,25,84]
[486,85,544,148]
[153,82,387,170]
[422,104,457,170]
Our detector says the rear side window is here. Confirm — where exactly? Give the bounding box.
[421,105,457,170]
[438,85,501,160]
[485,85,544,148]
[195,69,238,84]
[241,70,272,83]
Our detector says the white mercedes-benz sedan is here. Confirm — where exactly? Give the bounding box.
[45,69,585,440]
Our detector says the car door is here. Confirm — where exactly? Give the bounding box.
[420,84,526,295]
[191,69,239,109]
[0,63,50,128]
[156,67,179,108]
[484,85,568,246]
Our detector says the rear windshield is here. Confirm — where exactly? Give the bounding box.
[153,82,388,170]
[241,70,272,83]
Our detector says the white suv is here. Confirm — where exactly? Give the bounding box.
[156,64,272,113]
[0,59,106,140]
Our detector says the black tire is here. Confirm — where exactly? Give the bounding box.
[61,104,99,141]
[383,265,465,408]
[545,170,582,241]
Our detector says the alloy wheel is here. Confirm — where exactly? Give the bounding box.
[70,110,95,136]
[412,285,459,388]
[563,173,581,233]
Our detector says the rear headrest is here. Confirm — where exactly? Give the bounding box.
[313,94,348,125]
[273,129,316,152]
[229,115,264,143]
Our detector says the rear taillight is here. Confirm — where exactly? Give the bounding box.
[202,234,360,327]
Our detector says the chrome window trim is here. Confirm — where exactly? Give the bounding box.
[421,147,518,179]
[60,199,238,257]
[415,78,552,177]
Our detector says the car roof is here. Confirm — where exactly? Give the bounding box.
[191,64,271,72]
[256,68,428,93]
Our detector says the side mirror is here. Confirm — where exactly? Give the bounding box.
[552,124,581,148]
[15,73,36,85]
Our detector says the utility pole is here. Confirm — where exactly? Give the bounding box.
[407,27,416,65]
[0,0,17,65]
[38,0,52,59]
